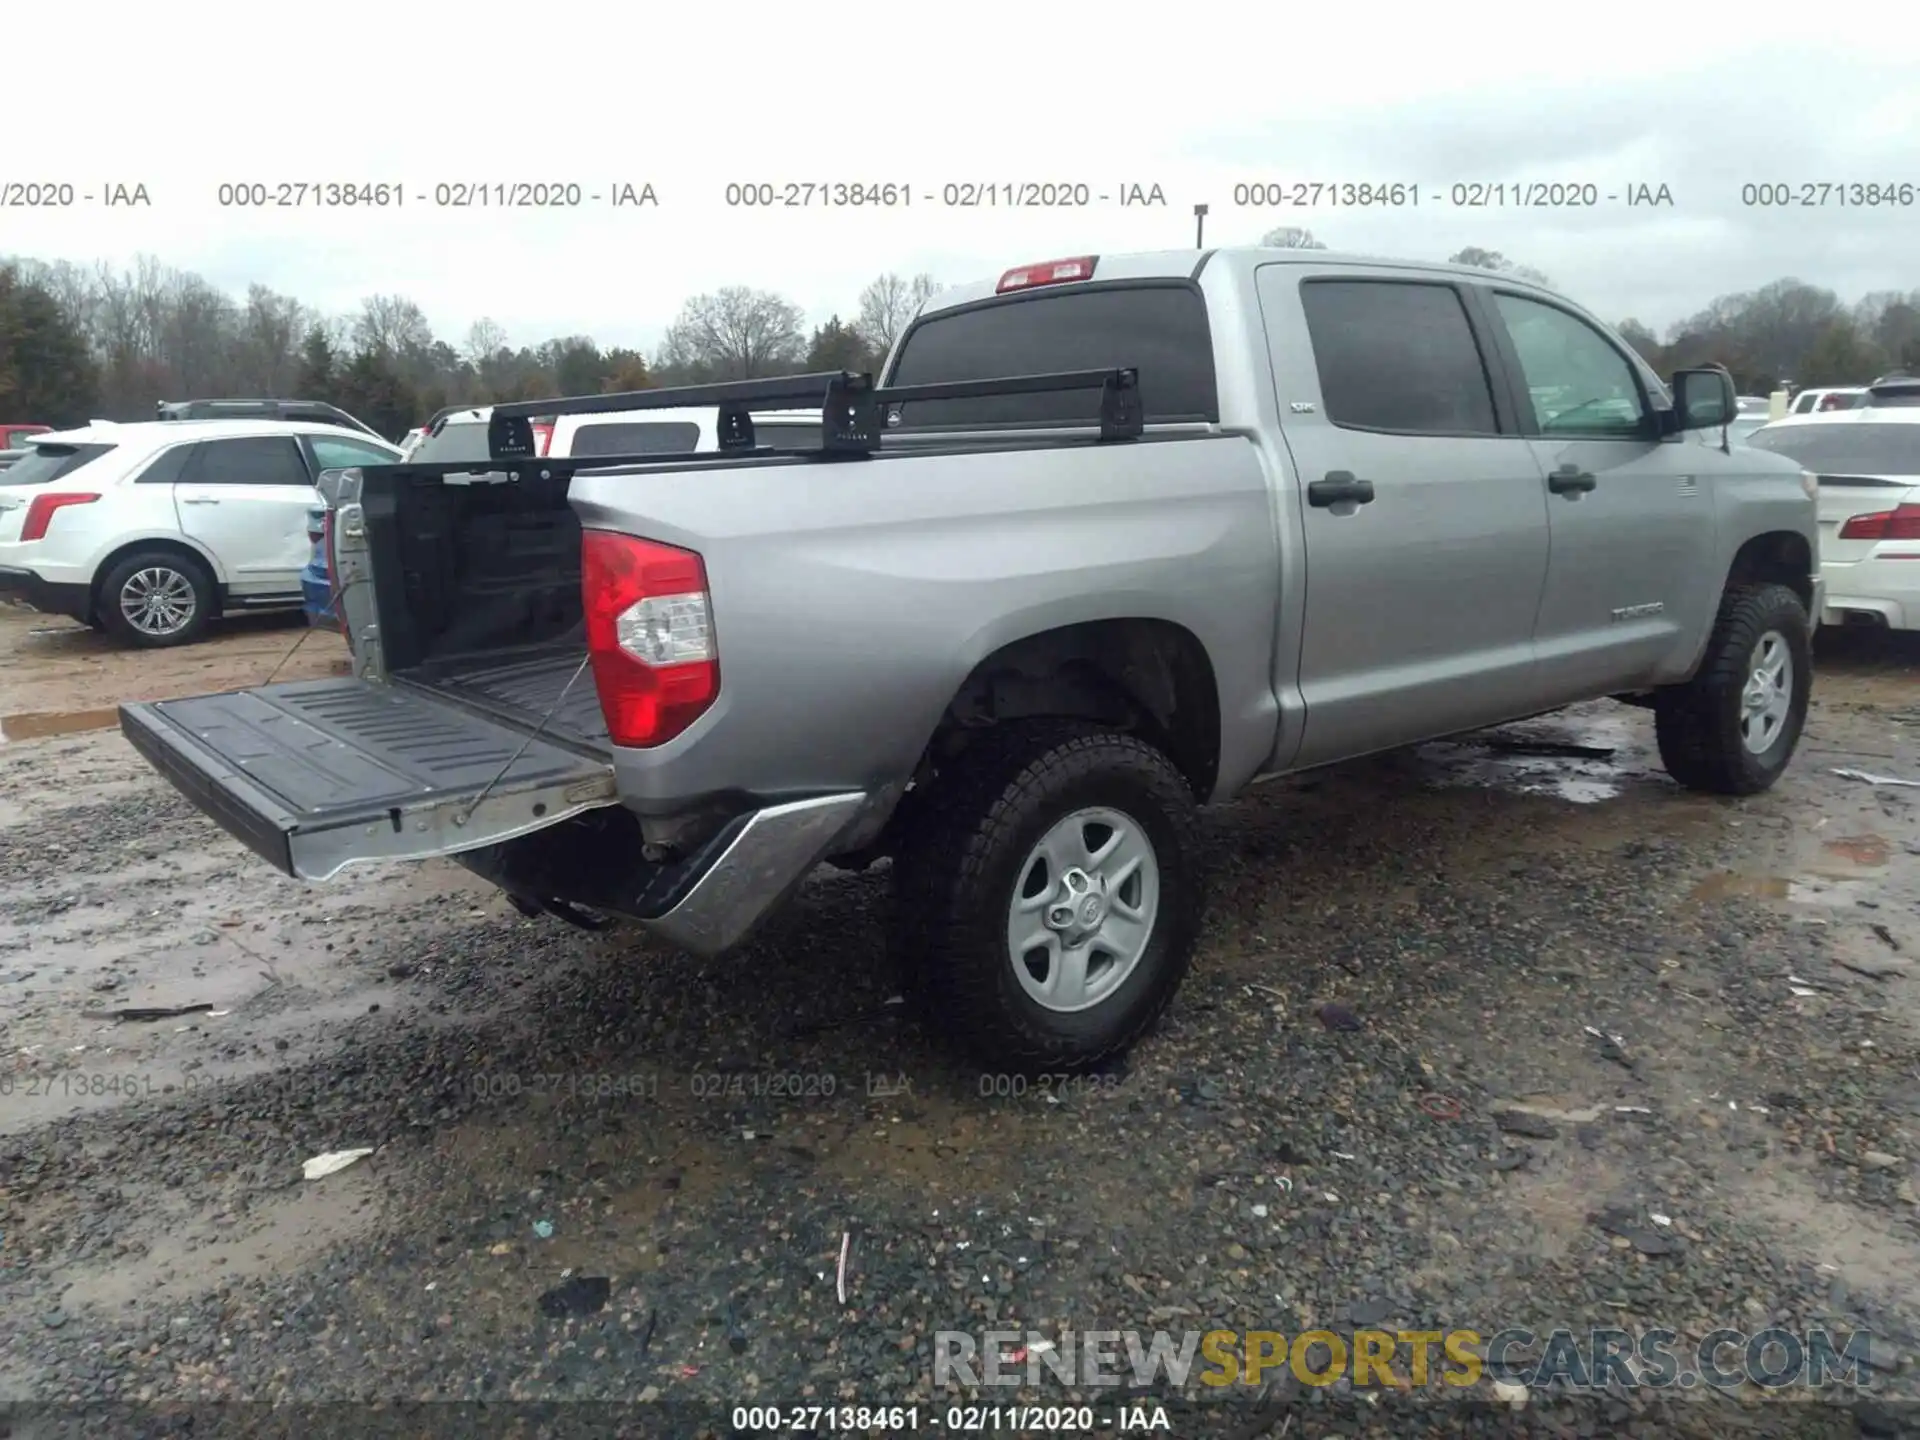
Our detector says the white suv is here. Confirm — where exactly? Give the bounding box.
[410,405,825,462]
[0,418,401,647]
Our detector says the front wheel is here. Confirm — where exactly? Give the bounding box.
[892,723,1204,1072]
[1655,582,1811,795]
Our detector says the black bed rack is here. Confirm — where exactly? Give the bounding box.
[472,366,1141,469]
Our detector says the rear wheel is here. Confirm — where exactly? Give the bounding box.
[98,551,215,648]
[892,723,1203,1072]
[1654,582,1810,795]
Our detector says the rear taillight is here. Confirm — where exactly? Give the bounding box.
[532,421,554,456]
[1838,504,1920,543]
[580,531,718,747]
[996,256,1098,293]
[20,492,99,542]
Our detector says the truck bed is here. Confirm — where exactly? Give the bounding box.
[410,647,608,752]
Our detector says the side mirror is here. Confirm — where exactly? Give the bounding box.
[1670,368,1735,430]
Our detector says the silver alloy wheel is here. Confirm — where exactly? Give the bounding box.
[1005,806,1160,1014]
[119,566,197,637]
[1740,629,1793,754]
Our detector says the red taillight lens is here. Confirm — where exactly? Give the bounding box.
[996,256,1098,293]
[20,492,99,542]
[580,531,718,747]
[532,422,554,456]
[1839,504,1920,542]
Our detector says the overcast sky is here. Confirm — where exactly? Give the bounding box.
[9,3,1918,353]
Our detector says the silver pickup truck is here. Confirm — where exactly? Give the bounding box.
[121,247,1822,1071]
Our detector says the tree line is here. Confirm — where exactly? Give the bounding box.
[2,232,1915,442]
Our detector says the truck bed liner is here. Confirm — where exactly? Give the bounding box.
[410,649,608,750]
[120,678,615,880]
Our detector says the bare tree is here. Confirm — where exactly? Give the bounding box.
[352,294,433,357]
[237,284,309,394]
[855,272,940,358]
[463,317,509,367]
[1260,226,1327,250]
[656,287,806,380]
[1447,247,1552,288]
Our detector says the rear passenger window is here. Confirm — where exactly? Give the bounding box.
[1300,280,1500,437]
[183,436,312,486]
[135,444,197,485]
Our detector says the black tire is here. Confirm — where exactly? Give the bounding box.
[892,722,1204,1072]
[97,550,215,649]
[1654,582,1811,795]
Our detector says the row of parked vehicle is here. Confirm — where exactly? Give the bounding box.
[3,243,1915,1072]
[0,395,828,647]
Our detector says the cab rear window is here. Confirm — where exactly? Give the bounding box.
[885,284,1219,429]
[566,422,701,457]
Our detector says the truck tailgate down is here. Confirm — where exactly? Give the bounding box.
[120,679,617,881]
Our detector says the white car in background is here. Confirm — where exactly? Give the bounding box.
[405,404,824,464]
[1746,408,1920,630]
[0,417,401,646]
[1791,386,1867,415]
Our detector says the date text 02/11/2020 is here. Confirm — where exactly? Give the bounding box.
[729,1403,1173,1432]
[722,182,1168,208]
[1228,181,1676,208]
[211,182,660,208]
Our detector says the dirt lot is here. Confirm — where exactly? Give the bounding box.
[2,598,1920,1437]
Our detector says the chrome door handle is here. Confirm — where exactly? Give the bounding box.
[180,496,221,505]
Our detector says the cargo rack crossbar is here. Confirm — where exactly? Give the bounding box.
[458,367,1141,467]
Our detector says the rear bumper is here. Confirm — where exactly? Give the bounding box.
[641,793,866,955]
[0,565,91,623]
[454,791,869,957]
[1819,557,1916,630]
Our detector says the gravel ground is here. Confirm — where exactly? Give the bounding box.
[3,603,1920,1438]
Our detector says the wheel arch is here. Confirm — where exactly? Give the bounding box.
[1726,531,1814,615]
[914,617,1223,801]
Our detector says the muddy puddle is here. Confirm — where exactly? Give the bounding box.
[0,707,120,743]
[1412,710,1642,805]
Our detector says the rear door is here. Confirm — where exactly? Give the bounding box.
[173,435,318,598]
[1257,267,1552,766]
[1476,287,1718,699]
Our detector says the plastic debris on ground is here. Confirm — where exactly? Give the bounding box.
[302,1148,374,1180]
[1833,767,1920,788]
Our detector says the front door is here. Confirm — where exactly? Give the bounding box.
[1478,289,1719,700]
[1257,268,1553,767]
[173,435,318,598]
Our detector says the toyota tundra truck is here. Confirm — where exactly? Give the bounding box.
[118,247,1823,1070]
